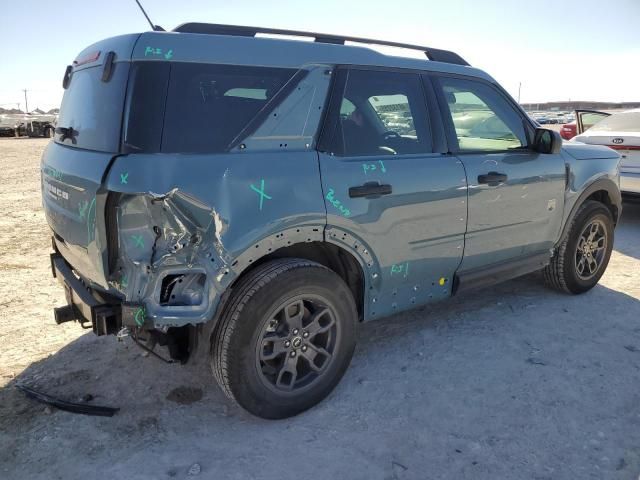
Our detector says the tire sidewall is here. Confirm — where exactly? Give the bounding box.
[223,265,357,418]
[564,203,614,293]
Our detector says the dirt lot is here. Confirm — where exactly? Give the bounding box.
[0,138,639,480]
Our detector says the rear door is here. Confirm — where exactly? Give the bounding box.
[41,37,137,287]
[318,67,467,319]
[576,110,610,134]
[431,74,566,271]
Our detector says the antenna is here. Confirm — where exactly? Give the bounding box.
[134,0,165,31]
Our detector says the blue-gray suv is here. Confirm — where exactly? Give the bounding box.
[41,23,622,418]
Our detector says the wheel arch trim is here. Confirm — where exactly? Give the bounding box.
[558,177,621,246]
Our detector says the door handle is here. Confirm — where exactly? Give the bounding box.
[477,171,508,186]
[348,181,393,198]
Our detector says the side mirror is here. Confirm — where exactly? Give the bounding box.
[533,128,562,154]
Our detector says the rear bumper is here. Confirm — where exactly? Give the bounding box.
[621,171,640,195]
[50,253,144,335]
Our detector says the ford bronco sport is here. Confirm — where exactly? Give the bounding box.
[42,23,622,419]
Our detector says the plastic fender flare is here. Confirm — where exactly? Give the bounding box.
[558,177,622,246]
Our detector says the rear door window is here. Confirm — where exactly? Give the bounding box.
[55,62,130,152]
[161,64,298,153]
[322,69,432,156]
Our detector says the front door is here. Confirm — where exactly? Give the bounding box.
[317,68,467,320]
[432,74,566,272]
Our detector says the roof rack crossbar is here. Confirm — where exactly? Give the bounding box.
[172,23,470,66]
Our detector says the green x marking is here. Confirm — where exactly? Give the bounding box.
[250,178,272,211]
[120,172,128,184]
[132,234,144,248]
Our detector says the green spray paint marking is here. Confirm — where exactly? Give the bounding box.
[78,200,89,220]
[362,160,387,175]
[44,166,63,181]
[78,197,96,242]
[250,179,272,211]
[120,172,128,184]
[86,197,96,243]
[325,188,351,217]
[132,234,145,248]
[144,46,173,59]
[390,262,409,278]
[134,306,146,327]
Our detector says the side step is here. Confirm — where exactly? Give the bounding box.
[453,252,551,295]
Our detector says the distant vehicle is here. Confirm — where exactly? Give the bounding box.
[0,112,57,137]
[572,109,639,195]
[560,121,577,140]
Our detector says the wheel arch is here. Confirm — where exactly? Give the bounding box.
[559,177,621,246]
[188,235,369,364]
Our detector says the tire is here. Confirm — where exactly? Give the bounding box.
[544,200,614,294]
[211,258,358,419]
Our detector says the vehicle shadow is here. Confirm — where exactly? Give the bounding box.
[615,198,640,260]
[2,274,640,479]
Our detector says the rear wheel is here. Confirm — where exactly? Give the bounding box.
[544,200,614,294]
[211,258,357,419]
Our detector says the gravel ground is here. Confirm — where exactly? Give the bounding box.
[0,138,639,480]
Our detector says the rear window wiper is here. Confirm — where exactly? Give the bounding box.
[55,126,78,144]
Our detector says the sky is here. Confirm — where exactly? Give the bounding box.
[1,0,639,111]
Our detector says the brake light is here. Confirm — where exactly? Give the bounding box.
[607,145,640,150]
[73,51,101,67]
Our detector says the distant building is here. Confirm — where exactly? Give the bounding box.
[521,101,640,111]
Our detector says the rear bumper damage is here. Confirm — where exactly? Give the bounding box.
[51,252,145,335]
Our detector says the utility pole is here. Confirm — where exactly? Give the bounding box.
[517,82,522,104]
[22,89,29,113]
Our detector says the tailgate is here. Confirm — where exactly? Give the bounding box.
[42,142,114,287]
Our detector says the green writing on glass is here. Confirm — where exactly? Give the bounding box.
[390,262,410,278]
[362,160,387,175]
[250,179,272,211]
[325,188,351,217]
[120,172,128,184]
[144,46,174,59]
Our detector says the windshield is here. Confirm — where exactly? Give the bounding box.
[590,112,640,133]
[55,63,129,152]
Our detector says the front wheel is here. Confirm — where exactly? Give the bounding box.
[544,200,614,294]
[211,259,357,419]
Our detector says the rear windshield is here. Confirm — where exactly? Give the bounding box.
[160,64,298,153]
[590,112,640,133]
[56,63,129,152]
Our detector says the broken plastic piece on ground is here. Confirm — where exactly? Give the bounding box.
[15,384,120,417]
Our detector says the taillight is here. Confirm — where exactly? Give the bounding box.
[607,145,640,150]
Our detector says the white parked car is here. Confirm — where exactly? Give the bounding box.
[572,109,640,195]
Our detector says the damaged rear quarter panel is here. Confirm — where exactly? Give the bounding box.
[105,151,326,327]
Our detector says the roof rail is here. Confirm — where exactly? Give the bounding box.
[172,23,470,66]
